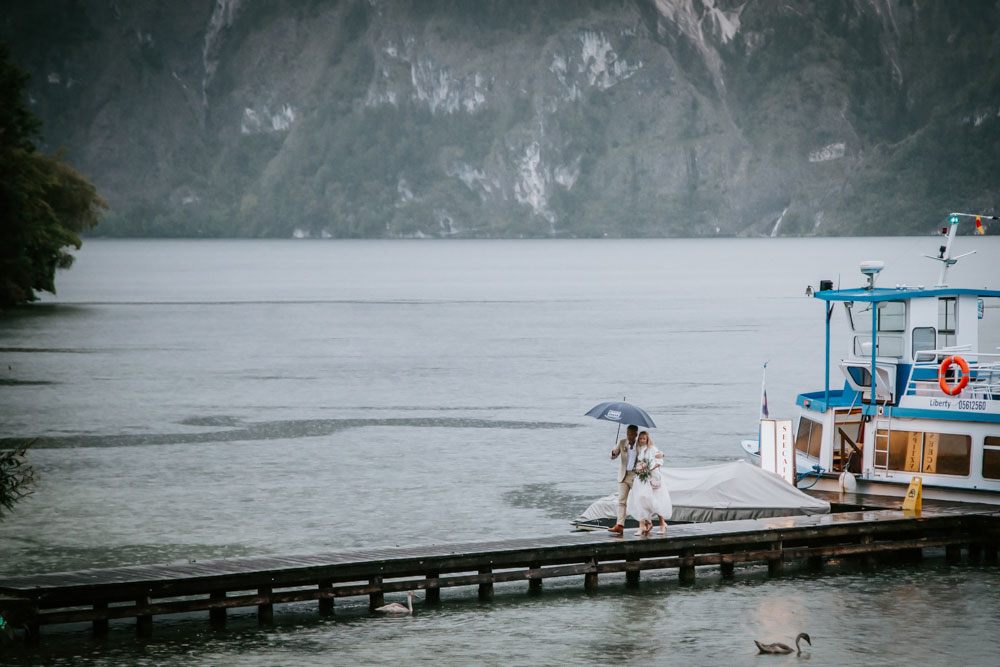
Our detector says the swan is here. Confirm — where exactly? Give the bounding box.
[754,632,811,655]
[375,591,413,614]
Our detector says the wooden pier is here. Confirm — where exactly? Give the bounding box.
[2,491,998,644]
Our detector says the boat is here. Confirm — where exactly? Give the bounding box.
[573,460,830,530]
[742,212,1000,503]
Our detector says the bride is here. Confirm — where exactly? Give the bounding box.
[625,431,672,536]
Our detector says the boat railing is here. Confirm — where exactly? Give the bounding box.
[903,349,1000,399]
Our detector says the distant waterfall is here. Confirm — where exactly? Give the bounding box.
[770,207,789,237]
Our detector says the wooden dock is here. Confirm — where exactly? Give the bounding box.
[2,491,998,644]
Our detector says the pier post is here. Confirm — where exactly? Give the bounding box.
[136,596,153,637]
[258,586,274,625]
[369,577,384,611]
[807,555,824,572]
[946,544,962,565]
[679,549,696,584]
[93,601,109,637]
[209,591,227,628]
[720,551,735,579]
[426,572,441,604]
[968,543,984,565]
[625,556,640,588]
[478,567,494,601]
[527,564,542,596]
[584,559,599,592]
[767,542,783,577]
[984,544,998,565]
[318,581,334,617]
[859,535,876,571]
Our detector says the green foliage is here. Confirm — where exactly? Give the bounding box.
[0,44,106,306]
[0,440,36,520]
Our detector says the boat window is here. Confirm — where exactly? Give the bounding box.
[795,418,822,458]
[808,419,823,457]
[887,430,971,476]
[938,298,957,348]
[852,333,903,358]
[878,301,906,332]
[980,297,1000,356]
[887,430,922,472]
[912,327,936,362]
[984,436,1000,480]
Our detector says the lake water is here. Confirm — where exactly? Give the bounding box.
[2,237,999,665]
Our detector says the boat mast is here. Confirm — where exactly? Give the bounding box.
[926,213,993,286]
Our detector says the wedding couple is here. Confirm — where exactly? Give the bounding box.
[608,424,673,537]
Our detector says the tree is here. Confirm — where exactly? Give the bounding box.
[0,441,36,520]
[0,43,107,307]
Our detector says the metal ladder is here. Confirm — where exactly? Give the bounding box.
[872,404,892,472]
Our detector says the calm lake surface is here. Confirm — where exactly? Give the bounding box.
[2,237,999,665]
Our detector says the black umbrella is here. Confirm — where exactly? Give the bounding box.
[584,400,656,428]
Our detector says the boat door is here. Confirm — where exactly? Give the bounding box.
[832,408,864,473]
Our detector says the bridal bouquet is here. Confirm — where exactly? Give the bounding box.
[634,459,653,482]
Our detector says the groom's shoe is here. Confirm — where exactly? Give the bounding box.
[608,524,624,535]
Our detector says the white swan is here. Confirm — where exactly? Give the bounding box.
[375,591,413,614]
[754,632,811,655]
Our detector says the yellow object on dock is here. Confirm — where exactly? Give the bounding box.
[902,476,923,513]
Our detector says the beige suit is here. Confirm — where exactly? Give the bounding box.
[610,436,637,525]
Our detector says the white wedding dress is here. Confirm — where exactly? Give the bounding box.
[626,444,673,521]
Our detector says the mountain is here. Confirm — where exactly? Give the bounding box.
[3,0,999,238]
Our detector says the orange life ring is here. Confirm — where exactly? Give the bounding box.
[938,355,970,396]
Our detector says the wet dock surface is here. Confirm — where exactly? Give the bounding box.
[2,491,998,643]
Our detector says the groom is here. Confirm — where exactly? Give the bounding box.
[608,424,639,535]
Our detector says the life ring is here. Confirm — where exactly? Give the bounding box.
[938,355,970,396]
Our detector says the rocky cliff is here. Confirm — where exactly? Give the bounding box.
[3,0,999,237]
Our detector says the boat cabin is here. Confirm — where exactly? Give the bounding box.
[792,262,1000,497]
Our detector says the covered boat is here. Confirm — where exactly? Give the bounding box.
[573,460,830,529]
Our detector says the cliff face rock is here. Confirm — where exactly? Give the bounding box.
[4,0,998,237]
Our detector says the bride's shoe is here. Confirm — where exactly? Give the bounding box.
[634,528,646,536]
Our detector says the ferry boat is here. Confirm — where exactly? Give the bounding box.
[742,213,1000,503]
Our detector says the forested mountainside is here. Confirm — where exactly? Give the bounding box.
[3,0,999,237]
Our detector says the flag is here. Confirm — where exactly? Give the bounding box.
[760,362,769,419]
[976,215,985,235]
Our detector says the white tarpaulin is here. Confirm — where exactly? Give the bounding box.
[577,460,830,523]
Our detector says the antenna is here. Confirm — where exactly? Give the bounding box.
[923,212,993,286]
[860,261,884,290]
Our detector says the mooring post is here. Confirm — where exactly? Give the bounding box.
[93,601,109,637]
[478,567,494,601]
[679,549,696,584]
[768,542,783,577]
[946,544,962,564]
[136,595,153,637]
[985,543,999,565]
[369,576,384,611]
[807,555,824,572]
[258,586,274,625]
[318,580,334,617]
[527,564,542,596]
[968,543,984,565]
[425,572,441,604]
[625,555,640,588]
[584,559,599,592]
[209,591,227,628]
[720,551,735,579]
[859,535,876,571]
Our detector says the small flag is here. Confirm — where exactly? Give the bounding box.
[760,362,769,419]
[976,215,985,235]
